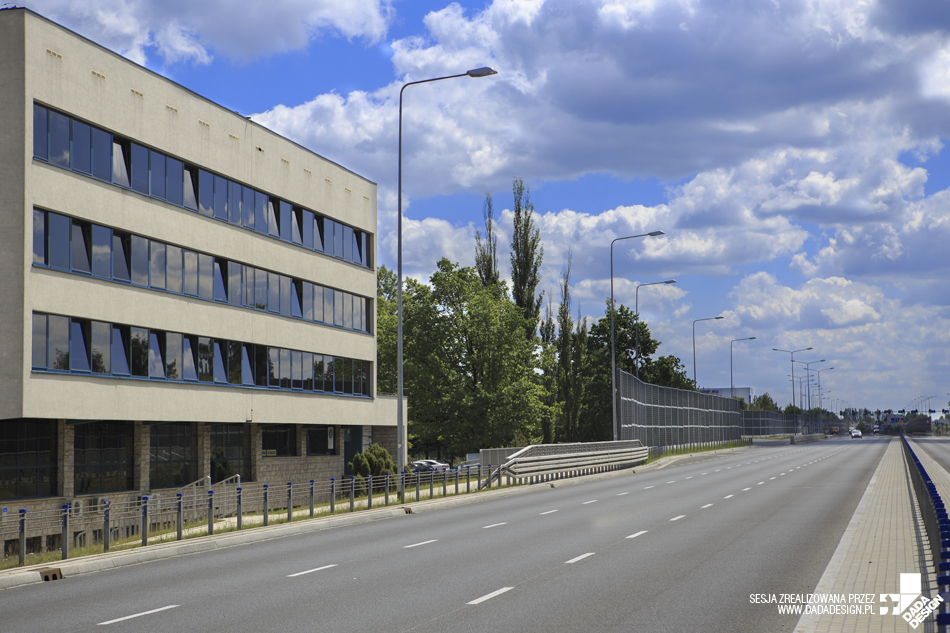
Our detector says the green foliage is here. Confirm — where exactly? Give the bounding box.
[347,443,397,478]
[509,177,543,339]
[475,191,500,288]
[750,392,781,412]
[376,265,397,394]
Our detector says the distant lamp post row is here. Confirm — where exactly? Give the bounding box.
[635,279,677,379]
[730,337,756,400]
[773,347,812,410]
[692,316,724,387]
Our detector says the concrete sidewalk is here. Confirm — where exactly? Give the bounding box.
[795,438,929,633]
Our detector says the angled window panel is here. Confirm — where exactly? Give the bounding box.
[91,224,111,279]
[302,282,313,321]
[166,157,184,206]
[228,341,242,385]
[183,165,198,210]
[291,207,303,245]
[166,332,182,380]
[131,235,149,286]
[91,321,111,374]
[255,191,268,235]
[91,127,112,182]
[33,103,48,160]
[214,175,228,221]
[130,144,149,195]
[213,340,228,384]
[267,198,279,237]
[112,139,131,188]
[241,343,255,386]
[48,315,70,370]
[130,327,149,377]
[166,245,183,294]
[71,119,92,174]
[111,325,130,376]
[255,345,268,387]
[228,262,242,305]
[242,186,255,229]
[113,232,131,282]
[33,209,46,265]
[198,337,213,382]
[198,169,214,216]
[70,318,92,372]
[71,220,92,274]
[182,335,199,381]
[148,331,166,379]
[279,274,291,316]
[49,110,70,168]
[314,216,324,252]
[352,230,362,266]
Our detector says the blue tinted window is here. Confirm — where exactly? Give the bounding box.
[148,331,165,378]
[71,120,92,174]
[228,341,242,385]
[92,127,111,182]
[280,349,291,389]
[280,275,291,316]
[183,250,198,296]
[267,199,279,237]
[92,224,111,278]
[255,346,268,387]
[92,321,110,374]
[243,266,255,307]
[150,151,166,199]
[33,104,48,160]
[150,241,166,290]
[242,187,255,229]
[268,272,279,312]
[302,352,313,390]
[335,224,344,259]
[71,221,92,274]
[291,281,302,318]
[198,254,213,300]
[48,315,70,370]
[182,336,198,381]
[314,216,324,252]
[198,337,213,382]
[47,212,70,270]
[343,358,353,394]
[291,208,303,245]
[302,211,314,250]
[228,262,242,305]
[335,356,344,392]
[343,293,352,329]
[33,209,46,265]
[166,332,182,380]
[229,181,241,225]
[130,327,148,377]
[32,313,47,369]
[334,290,344,326]
[343,226,353,263]
[112,326,130,375]
[313,285,324,322]
[268,347,280,387]
[112,140,130,187]
[214,175,228,220]
[279,201,292,242]
[302,283,313,321]
[183,166,198,210]
[49,111,70,168]
[292,351,302,390]
[166,246,182,294]
[323,220,334,257]
[255,268,267,310]
[113,232,131,282]
[241,344,255,386]
[198,170,214,216]
[213,259,228,302]
[352,230,363,266]
[131,144,149,194]
[71,319,91,372]
[166,158,184,206]
[255,191,268,234]
[324,287,333,324]
[314,355,324,391]
[131,235,149,286]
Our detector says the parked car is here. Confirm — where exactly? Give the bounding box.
[851,429,862,439]
[408,459,450,471]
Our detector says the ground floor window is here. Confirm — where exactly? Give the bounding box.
[149,423,197,488]
[306,426,335,456]
[74,421,133,494]
[262,425,295,457]
[0,419,57,499]
[210,424,246,482]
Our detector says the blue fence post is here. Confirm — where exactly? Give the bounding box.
[236,488,242,530]
[61,504,69,560]
[466,466,471,493]
[367,474,373,509]
[349,477,355,512]
[263,484,269,526]
[415,471,420,502]
[141,496,150,547]
[309,480,315,517]
[18,509,26,566]
[176,493,183,540]
[287,482,293,523]
[207,490,214,536]
[103,500,111,551]
[385,473,390,506]
[330,478,335,514]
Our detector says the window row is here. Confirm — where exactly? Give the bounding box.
[0,420,56,499]
[32,209,371,333]
[33,103,372,268]
[31,313,373,397]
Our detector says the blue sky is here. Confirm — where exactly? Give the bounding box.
[29,0,950,414]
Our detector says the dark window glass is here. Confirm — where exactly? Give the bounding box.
[92,224,111,278]
[113,232,131,282]
[166,158,184,206]
[292,351,302,390]
[48,315,69,370]
[268,347,280,388]
[255,267,267,310]
[362,361,371,396]
[344,293,353,329]
[150,150,166,199]
[262,425,294,457]
[112,140,131,187]
[354,297,362,332]
[166,245,182,294]
[112,325,130,375]
[92,127,112,182]
[182,335,199,381]
[335,222,344,259]
[352,360,361,396]
[291,280,303,318]
[313,285,324,323]
[131,235,149,286]
[0,420,57,499]
[198,337,213,382]
[324,357,335,393]
[183,250,198,296]
[92,321,110,374]
[198,169,214,216]
[228,341,242,385]
[280,275,291,316]
[149,423,196,488]
[213,339,228,384]
[210,424,246,483]
[241,344,255,386]
[268,271,280,313]
[166,332,182,380]
[291,207,303,244]
[183,165,198,210]
[228,262,242,306]
[334,290,344,326]
[74,422,133,493]
[71,119,92,174]
[343,358,354,394]
[33,103,48,160]
[324,220,335,257]
[244,266,255,307]
[242,186,255,229]
[213,258,228,302]
[49,110,70,168]
[302,283,313,321]
[32,313,47,369]
[150,241,166,289]
[47,212,70,270]
[334,356,344,392]
[313,355,324,392]
[33,209,46,265]
[280,349,290,389]
[303,211,314,249]
[306,426,332,456]
[267,198,279,237]
[71,220,92,274]
[314,216,324,252]
[229,181,241,225]
[71,318,91,372]
[279,201,292,242]
[343,225,353,263]
[149,331,165,378]
[214,174,228,220]
[323,287,333,324]
[363,233,371,269]
[198,253,214,300]
[130,327,148,377]
[302,352,313,390]
[131,143,149,195]
[255,345,268,387]
[362,297,369,333]
[255,191,268,235]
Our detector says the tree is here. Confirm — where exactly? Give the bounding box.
[555,253,589,443]
[750,392,780,412]
[474,191,500,288]
[509,177,543,339]
[538,299,559,444]
[376,265,398,394]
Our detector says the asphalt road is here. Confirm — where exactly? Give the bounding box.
[908,436,950,474]
[0,436,887,633]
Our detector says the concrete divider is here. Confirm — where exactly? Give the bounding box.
[790,433,825,444]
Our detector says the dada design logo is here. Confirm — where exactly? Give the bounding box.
[880,573,944,629]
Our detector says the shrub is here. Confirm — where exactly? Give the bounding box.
[348,443,397,478]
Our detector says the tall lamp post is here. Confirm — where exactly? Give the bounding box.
[635,279,677,379]
[793,359,826,411]
[692,316,724,387]
[396,67,497,498]
[730,337,756,401]
[773,347,812,411]
[609,231,665,441]
[813,367,833,411]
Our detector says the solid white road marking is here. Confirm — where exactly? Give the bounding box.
[701,503,713,508]
[566,553,596,564]
[626,530,648,539]
[482,523,507,529]
[98,606,179,626]
[404,540,438,548]
[468,587,514,605]
[540,510,559,515]
[670,515,686,522]
[288,564,338,577]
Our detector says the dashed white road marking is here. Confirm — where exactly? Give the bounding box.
[566,553,596,564]
[670,515,686,522]
[540,510,559,515]
[724,494,734,499]
[404,540,438,549]
[288,564,338,577]
[666,481,676,484]
[644,486,655,489]
[469,587,514,605]
[582,500,598,505]
[742,487,752,491]
[757,482,765,485]
[482,523,507,529]
[701,503,713,508]
[98,606,179,626]
[617,492,630,496]
[626,530,648,539]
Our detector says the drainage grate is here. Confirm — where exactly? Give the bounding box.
[38,568,63,582]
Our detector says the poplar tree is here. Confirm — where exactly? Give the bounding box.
[509,177,543,339]
[474,191,500,288]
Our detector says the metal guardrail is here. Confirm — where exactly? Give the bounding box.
[499,440,649,478]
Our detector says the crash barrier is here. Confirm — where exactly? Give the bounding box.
[617,369,742,446]
[900,437,949,631]
[789,433,826,444]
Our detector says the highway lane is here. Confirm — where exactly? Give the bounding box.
[908,436,950,474]
[0,436,887,633]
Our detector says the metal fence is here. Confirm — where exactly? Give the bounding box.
[618,369,742,446]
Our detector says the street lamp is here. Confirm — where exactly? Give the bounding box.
[609,231,665,441]
[692,316,724,387]
[773,347,812,411]
[792,359,826,410]
[396,66,497,497]
[730,337,756,401]
[813,367,834,411]
[635,279,677,379]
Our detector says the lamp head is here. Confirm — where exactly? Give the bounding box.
[714,316,724,320]
[749,337,757,340]
[664,279,676,284]
[647,230,665,236]
[467,67,498,77]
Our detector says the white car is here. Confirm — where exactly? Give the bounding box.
[851,429,862,439]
